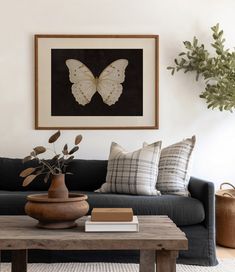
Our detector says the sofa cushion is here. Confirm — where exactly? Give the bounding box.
[0,190,205,226]
[0,191,29,214]
[0,157,48,191]
[156,136,196,196]
[85,191,204,226]
[97,142,162,195]
[0,157,107,191]
[66,159,107,191]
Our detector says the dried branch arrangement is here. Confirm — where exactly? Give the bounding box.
[19,131,82,186]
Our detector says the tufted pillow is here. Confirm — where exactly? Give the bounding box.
[96,141,162,195]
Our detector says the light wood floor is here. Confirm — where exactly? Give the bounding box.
[217,245,235,258]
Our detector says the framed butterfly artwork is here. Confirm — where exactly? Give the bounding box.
[35,35,159,129]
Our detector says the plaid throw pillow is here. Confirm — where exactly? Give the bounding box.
[97,141,162,195]
[156,136,196,196]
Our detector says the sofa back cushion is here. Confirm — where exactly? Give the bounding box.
[66,159,107,191]
[0,157,46,191]
[0,157,107,191]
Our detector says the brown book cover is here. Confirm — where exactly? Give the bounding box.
[91,208,133,222]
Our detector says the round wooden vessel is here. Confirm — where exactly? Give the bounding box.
[25,193,89,229]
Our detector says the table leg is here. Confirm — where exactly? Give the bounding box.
[156,250,178,272]
[12,250,27,272]
[139,250,155,272]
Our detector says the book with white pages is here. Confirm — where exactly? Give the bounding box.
[85,215,139,232]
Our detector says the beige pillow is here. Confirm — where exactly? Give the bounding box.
[144,136,196,196]
[96,141,162,195]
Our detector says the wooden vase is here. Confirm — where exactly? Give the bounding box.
[48,174,69,199]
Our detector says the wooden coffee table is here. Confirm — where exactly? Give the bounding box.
[0,215,187,272]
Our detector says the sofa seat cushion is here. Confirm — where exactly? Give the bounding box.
[84,191,205,226]
[0,191,38,215]
[0,191,204,226]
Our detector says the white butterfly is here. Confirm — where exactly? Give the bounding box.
[66,59,128,106]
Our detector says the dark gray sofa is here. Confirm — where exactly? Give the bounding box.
[0,157,218,266]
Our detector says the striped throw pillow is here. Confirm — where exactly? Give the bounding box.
[156,136,196,196]
[97,141,162,195]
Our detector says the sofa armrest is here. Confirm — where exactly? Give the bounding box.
[188,177,215,229]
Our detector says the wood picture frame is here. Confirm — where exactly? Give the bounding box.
[35,35,159,129]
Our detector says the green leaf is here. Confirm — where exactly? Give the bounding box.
[167,23,235,111]
[199,93,206,98]
[218,30,224,37]
[193,36,198,47]
[184,41,192,49]
[207,103,213,109]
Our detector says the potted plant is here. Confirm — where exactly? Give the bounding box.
[20,131,89,229]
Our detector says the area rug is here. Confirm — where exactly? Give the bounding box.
[1,259,235,272]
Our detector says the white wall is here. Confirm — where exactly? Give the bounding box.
[0,0,235,188]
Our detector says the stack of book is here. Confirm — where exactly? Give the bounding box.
[85,208,139,232]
